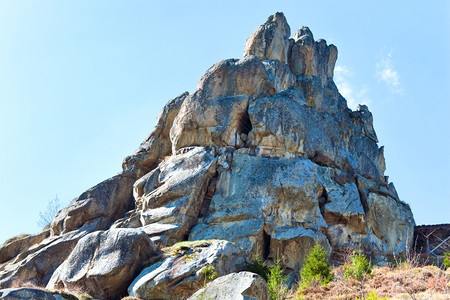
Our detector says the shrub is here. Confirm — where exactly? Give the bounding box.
[199,265,218,286]
[267,258,288,300]
[246,253,288,299]
[343,250,372,280]
[299,244,332,289]
[246,253,270,281]
[444,252,450,269]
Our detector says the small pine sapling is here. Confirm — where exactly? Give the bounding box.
[299,243,332,289]
[343,250,372,280]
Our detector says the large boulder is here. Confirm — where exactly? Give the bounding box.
[128,240,247,300]
[0,229,91,288]
[47,228,160,300]
[269,227,331,271]
[170,92,250,151]
[197,56,295,101]
[114,146,218,247]
[0,232,49,265]
[50,174,136,236]
[188,272,269,300]
[0,287,78,300]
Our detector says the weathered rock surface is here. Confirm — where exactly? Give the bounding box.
[0,11,415,300]
[128,240,246,299]
[170,92,250,150]
[50,174,136,236]
[0,229,92,288]
[113,146,218,248]
[289,26,338,83]
[47,228,160,300]
[0,287,78,300]
[188,271,269,300]
[123,92,188,177]
[244,12,291,63]
[0,232,49,265]
[197,56,295,101]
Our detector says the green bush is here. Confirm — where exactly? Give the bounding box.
[199,265,218,286]
[267,258,288,300]
[444,252,450,269]
[343,250,372,280]
[299,244,332,289]
[246,254,270,281]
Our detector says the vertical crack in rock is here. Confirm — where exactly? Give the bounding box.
[355,178,369,215]
[318,186,329,216]
[236,109,253,148]
[262,230,271,260]
[197,172,218,220]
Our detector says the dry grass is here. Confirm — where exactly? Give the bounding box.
[292,265,449,300]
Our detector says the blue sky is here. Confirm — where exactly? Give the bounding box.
[0,1,449,243]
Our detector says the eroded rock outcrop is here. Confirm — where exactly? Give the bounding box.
[0,11,415,299]
[128,240,246,299]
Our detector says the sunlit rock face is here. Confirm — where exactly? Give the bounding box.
[0,12,414,299]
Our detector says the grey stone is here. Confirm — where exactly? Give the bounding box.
[188,271,269,300]
[0,229,90,288]
[288,26,337,85]
[50,174,135,236]
[47,228,160,300]
[270,227,331,270]
[365,192,415,254]
[123,92,188,177]
[0,231,49,265]
[170,92,249,151]
[197,55,295,100]
[128,240,246,300]
[0,287,58,300]
[190,150,329,258]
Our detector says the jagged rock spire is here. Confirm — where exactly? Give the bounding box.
[243,12,291,63]
[290,26,338,84]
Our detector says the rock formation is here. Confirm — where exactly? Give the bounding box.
[0,12,414,299]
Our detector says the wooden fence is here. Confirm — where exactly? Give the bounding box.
[414,223,450,257]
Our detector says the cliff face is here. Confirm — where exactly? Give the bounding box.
[0,12,415,299]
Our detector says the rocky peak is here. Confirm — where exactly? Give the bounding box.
[293,26,314,44]
[290,25,338,85]
[0,12,415,300]
[243,12,291,63]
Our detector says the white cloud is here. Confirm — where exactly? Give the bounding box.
[376,49,402,94]
[334,65,372,110]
